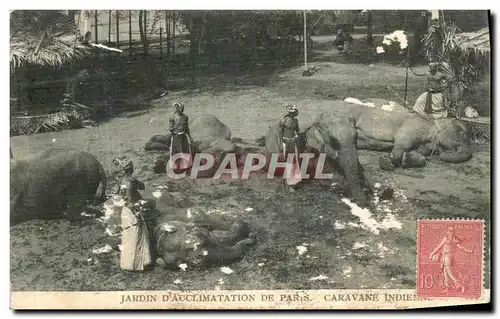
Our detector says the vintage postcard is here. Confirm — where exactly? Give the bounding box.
[9,9,491,310]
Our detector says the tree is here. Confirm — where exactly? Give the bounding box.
[10,10,95,135]
[422,11,490,115]
[10,10,91,71]
[175,10,314,67]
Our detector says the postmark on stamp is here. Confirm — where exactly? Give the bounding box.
[417,219,484,299]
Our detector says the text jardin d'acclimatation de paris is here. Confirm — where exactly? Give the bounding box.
[119,290,429,305]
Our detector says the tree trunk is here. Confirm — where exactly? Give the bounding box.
[166,11,171,62]
[366,10,373,47]
[410,12,428,60]
[206,20,214,65]
[143,10,149,56]
[139,10,149,56]
[188,15,202,66]
[139,10,144,50]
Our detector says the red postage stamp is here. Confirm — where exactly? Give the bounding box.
[417,219,484,299]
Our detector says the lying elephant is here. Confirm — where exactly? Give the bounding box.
[340,98,473,169]
[100,179,256,269]
[145,114,261,177]
[262,99,472,202]
[10,148,107,225]
[262,116,373,204]
[151,207,256,269]
[145,114,232,151]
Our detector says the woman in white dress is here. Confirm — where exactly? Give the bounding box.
[111,158,154,272]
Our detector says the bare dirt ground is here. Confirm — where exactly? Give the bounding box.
[10,44,490,291]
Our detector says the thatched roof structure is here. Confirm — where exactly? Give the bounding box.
[10,10,91,72]
[455,27,490,57]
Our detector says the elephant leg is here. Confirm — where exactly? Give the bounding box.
[381,149,427,171]
[439,148,472,163]
[415,143,433,157]
[390,118,433,168]
[402,151,427,168]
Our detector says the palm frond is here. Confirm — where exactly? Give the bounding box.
[455,27,490,56]
[423,21,489,87]
[10,105,93,136]
[10,11,92,71]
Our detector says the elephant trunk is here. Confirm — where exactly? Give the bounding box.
[438,147,472,163]
[338,148,366,205]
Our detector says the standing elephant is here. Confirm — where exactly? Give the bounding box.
[10,148,107,225]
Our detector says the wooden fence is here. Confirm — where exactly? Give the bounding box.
[75,10,189,57]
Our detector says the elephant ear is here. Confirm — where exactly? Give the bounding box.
[263,121,283,153]
[304,123,325,153]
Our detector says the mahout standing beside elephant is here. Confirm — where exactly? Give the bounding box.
[167,101,194,172]
[263,99,473,204]
[278,104,302,186]
[145,114,253,178]
[264,106,374,205]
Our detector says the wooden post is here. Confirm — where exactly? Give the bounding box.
[303,11,307,71]
[166,11,171,63]
[129,10,132,57]
[172,11,176,57]
[116,10,120,55]
[144,10,148,56]
[159,26,163,58]
[366,10,373,47]
[94,10,98,43]
[108,10,112,43]
[160,22,164,79]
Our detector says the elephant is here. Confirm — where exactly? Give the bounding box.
[145,114,262,178]
[339,98,473,170]
[144,114,232,152]
[10,148,107,225]
[262,115,374,205]
[262,99,473,204]
[150,207,256,269]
